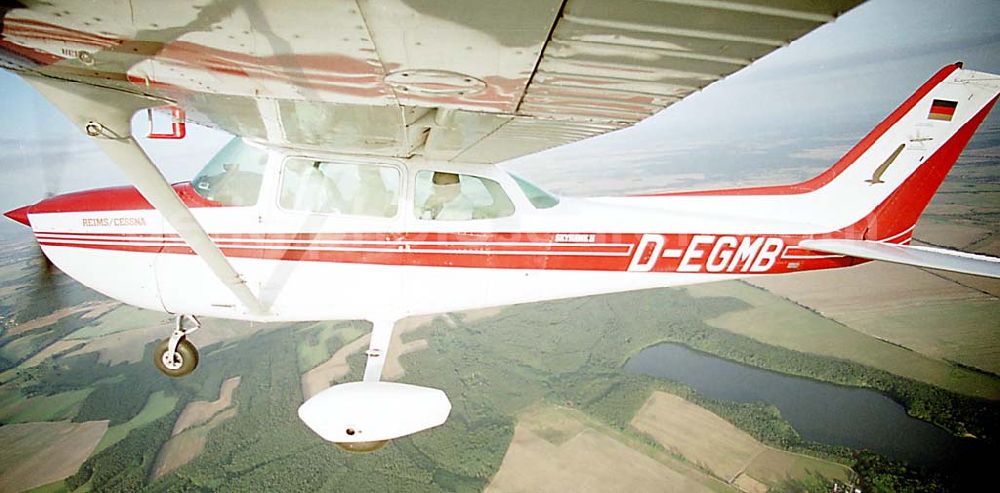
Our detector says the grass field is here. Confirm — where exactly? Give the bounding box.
[631,391,853,489]
[0,388,92,423]
[297,316,439,383]
[63,303,157,340]
[745,261,1000,378]
[296,323,338,372]
[487,404,728,493]
[0,420,108,493]
[743,448,853,488]
[0,330,51,362]
[300,331,369,399]
[23,479,68,493]
[296,322,366,373]
[152,407,238,480]
[7,311,276,378]
[687,281,1000,399]
[172,376,241,436]
[631,391,765,481]
[94,391,179,453]
[912,219,991,250]
[9,301,117,338]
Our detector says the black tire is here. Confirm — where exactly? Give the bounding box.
[153,338,199,377]
[335,440,389,453]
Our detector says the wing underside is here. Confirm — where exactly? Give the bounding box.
[799,239,1000,279]
[1,0,861,163]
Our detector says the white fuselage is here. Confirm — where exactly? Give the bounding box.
[20,66,1000,323]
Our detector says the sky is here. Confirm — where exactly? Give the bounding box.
[0,0,999,223]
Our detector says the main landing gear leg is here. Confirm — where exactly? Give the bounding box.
[362,319,394,383]
[153,314,201,377]
[331,319,395,453]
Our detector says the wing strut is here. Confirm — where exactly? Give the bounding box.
[24,75,265,316]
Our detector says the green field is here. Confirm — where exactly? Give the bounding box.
[297,322,368,373]
[1,330,51,362]
[94,391,179,453]
[0,388,92,423]
[24,479,68,493]
[837,299,1000,375]
[64,306,163,340]
[686,281,1000,399]
[297,323,342,371]
[744,448,853,488]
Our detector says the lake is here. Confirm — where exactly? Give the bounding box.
[624,342,989,467]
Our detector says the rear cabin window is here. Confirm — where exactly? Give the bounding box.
[414,171,514,221]
[192,138,268,206]
[279,158,400,217]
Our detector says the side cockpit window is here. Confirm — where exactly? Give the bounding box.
[192,137,268,206]
[509,173,559,209]
[414,171,514,221]
[280,158,400,217]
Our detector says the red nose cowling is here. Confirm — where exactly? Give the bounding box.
[4,205,31,227]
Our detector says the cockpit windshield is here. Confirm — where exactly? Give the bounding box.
[508,173,559,209]
[192,138,268,206]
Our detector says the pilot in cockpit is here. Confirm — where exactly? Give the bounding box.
[421,172,474,220]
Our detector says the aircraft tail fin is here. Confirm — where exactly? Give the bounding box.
[653,63,1000,243]
[839,64,1000,241]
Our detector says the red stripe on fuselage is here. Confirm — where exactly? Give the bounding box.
[37,231,856,274]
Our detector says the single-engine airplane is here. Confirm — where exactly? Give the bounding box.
[2,1,999,452]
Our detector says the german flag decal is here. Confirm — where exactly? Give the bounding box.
[928,99,958,121]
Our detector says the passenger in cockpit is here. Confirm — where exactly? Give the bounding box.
[286,160,344,213]
[353,166,394,217]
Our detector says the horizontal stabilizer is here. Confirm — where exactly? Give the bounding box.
[799,239,1000,279]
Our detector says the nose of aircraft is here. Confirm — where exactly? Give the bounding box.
[4,205,31,227]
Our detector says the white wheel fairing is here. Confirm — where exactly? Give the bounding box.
[298,382,451,443]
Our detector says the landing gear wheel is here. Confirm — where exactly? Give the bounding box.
[154,338,199,377]
[335,440,389,453]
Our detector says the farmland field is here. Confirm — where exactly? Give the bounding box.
[487,404,724,493]
[631,391,765,481]
[631,391,853,488]
[0,420,108,493]
[746,262,1000,376]
[686,281,1000,398]
[171,376,241,436]
[0,388,92,423]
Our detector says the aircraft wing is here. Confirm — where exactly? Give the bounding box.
[799,239,1000,279]
[0,0,862,163]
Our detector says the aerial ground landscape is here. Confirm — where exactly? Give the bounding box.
[0,140,997,492]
